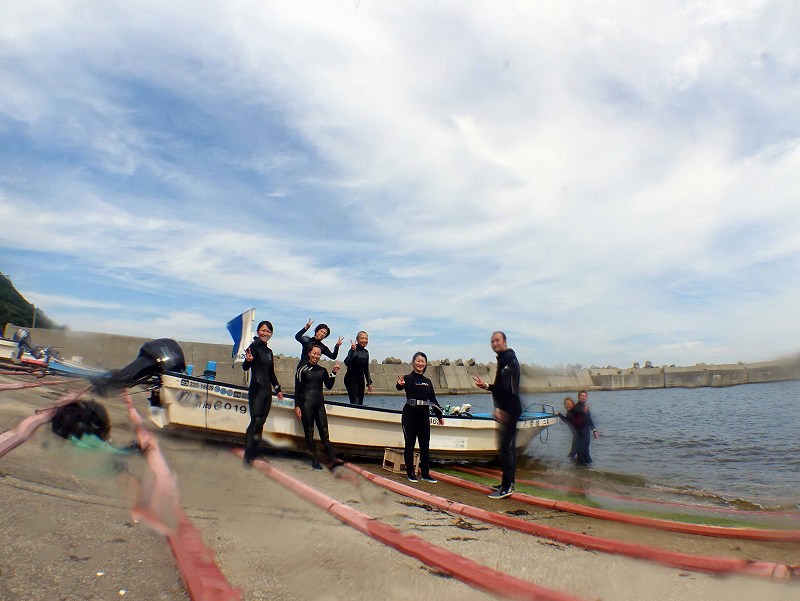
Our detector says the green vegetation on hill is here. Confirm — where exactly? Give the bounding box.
[0,272,61,332]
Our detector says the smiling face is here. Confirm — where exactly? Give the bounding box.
[314,328,329,341]
[357,332,368,347]
[412,354,427,374]
[563,398,575,411]
[308,345,322,365]
[257,323,273,344]
[490,331,507,353]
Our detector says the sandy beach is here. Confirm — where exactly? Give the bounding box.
[1,373,798,601]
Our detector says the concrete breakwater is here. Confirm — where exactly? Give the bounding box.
[5,325,800,394]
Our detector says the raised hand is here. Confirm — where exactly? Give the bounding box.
[472,375,489,390]
[336,336,344,347]
[397,375,405,387]
[305,318,314,330]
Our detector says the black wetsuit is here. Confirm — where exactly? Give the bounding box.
[295,362,337,463]
[241,339,282,461]
[558,409,580,459]
[343,345,372,405]
[396,372,443,479]
[294,326,340,394]
[487,348,522,489]
[574,401,596,465]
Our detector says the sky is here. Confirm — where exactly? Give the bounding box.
[1,1,799,367]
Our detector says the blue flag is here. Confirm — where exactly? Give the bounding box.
[226,309,255,366]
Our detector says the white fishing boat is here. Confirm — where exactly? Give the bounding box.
[0,333,48,368]
[150,372,559,460]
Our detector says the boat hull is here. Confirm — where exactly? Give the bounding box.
[152,373,558,460]
[0,337,47,368]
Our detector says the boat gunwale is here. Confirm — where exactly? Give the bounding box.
[160,371,558,423]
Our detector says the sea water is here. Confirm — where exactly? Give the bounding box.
[364,379,800,505]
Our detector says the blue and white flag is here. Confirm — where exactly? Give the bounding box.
[226,308,255,366]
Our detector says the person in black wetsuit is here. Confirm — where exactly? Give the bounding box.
[573,390,599,466]
[396,352,444,483]
[557,396,579,459]
[472,331,522,499]
[294,318,343,395]
[241,320,283,466]
[294,345,341,469]
[343,331,373,405]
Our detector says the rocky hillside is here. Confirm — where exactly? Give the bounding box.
[0,272,60,332]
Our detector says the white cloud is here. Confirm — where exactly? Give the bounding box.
[1,1,799,366]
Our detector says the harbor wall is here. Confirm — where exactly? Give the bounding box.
[5,325,800,394]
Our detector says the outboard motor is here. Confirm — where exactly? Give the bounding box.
[92,338,186,395]
[13,328,45,360]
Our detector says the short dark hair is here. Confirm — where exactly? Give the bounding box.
[492,331,507,341]
[578,390,588,397]
[315,323,330,337]
[257,320,273,333]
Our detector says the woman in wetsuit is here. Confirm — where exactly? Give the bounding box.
[294,345,341,469]
[343,331,373,405]
[294,318,343,395]
[557,396,579,459]
[241,320,283,466]
[396,352,444,483]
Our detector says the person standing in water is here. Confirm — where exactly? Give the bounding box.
[241,320,283,466]
[294,345,341,469]
[574,390,599,465]
[396,352,444,483]
[472,331,522,499]
[557,396,579,459]
[343,331,373,405]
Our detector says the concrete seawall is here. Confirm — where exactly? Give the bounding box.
[5,325,799,394]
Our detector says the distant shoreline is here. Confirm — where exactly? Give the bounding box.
[4,324,800,394]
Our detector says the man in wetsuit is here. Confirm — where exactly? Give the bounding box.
[294,345,340,469]
[472,331,522,499]
[574,390,599,465]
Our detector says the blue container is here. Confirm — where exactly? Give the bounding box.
[204,360,217,381]
[185,365,193,375]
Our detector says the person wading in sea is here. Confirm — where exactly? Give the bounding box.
[472,331,522,499]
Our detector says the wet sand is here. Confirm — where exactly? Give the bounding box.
[1,373,798,601]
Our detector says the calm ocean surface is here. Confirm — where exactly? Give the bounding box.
[364,379,800,505]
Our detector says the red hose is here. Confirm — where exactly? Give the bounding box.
[235,449,582,601]
[123,392,242,601]
[344,463,795,581]
[459,465,800,519]
[443,467,800,542]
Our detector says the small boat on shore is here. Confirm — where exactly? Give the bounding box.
[150,372,559,460]
[0,332,48,369]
